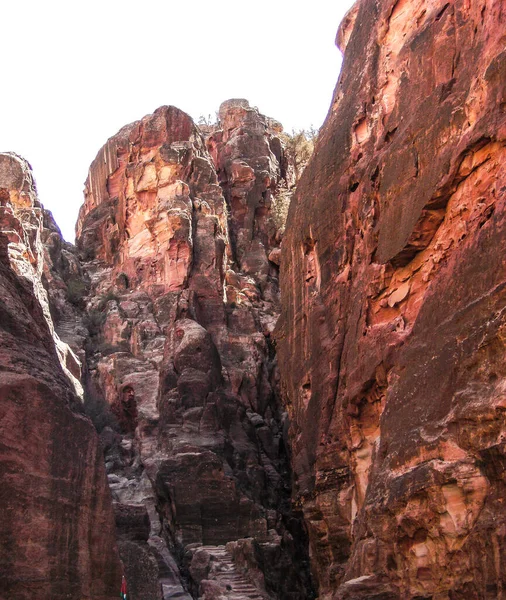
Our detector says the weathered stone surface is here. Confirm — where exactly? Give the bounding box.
[187,544,271,600]
[0,153,122,599]
[276,1,506,598]
[0,153,84,398]
[118,540,161,600]
[77,104,312,598]
[208,99,288,286]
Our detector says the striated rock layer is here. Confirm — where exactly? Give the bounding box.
[276,0,506,598]
[0,153,122,599]
[76,102,311,599]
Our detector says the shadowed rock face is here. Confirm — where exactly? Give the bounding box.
[276,0,506,598]
[0,153,122,600]
[76,103,312,599]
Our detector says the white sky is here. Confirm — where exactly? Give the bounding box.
[3,0,355,242]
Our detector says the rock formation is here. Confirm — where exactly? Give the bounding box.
[75,102,312,599]
[276,0,506,598]
[0,153,122,599]
[4,2,505,597]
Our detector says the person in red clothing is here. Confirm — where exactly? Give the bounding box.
[112,385,138,434]
[120,574,128,599]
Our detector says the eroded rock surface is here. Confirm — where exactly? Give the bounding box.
[76,103,312,599]
[0,153,122,599]
[276,1,506,598]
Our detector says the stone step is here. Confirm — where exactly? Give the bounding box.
[231,584,259,589]
[199,544,270,600]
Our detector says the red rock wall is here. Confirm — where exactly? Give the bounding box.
[276,1,506,598]
[0,153,122,600]
[76,104,312,599]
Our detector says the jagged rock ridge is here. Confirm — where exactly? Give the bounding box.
[74,101,312,599]
[276,0,506,598]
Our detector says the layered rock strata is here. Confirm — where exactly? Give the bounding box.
[76,102,311,599]
[276,0,506,598]
[0,153,122,599]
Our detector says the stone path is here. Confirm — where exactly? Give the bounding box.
[200,545,268,600]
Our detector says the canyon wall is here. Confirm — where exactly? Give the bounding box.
[75,102,311,599]
[0,153,122,599]
[3,1,504,597]
[276,0,506,598]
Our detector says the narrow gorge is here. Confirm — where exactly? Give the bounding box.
[1,1,506,599]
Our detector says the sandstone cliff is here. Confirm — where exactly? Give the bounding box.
[75,102,312,599]
[276,0,506,598]
[0,153,122,599]
[4,2,504,596]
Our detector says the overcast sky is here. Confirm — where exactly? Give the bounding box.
[3,0,355,242]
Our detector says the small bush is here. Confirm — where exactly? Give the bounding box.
[280,128,318,182]
[67,277,88,306]
[83,310,106,337]
[97,291,119,312]
[271,187,293,232]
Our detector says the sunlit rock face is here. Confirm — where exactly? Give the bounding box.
[276,0,506,598]
[0,153,122,600]
[76,103,312,599]
[77,106,220,297]
[0,153,84,397]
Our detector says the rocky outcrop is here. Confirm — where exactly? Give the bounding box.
[76,103,312,599]
[276,0,506,598]
[0,153,122,599]
[207,99,289,286]
[0,154,84,398]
